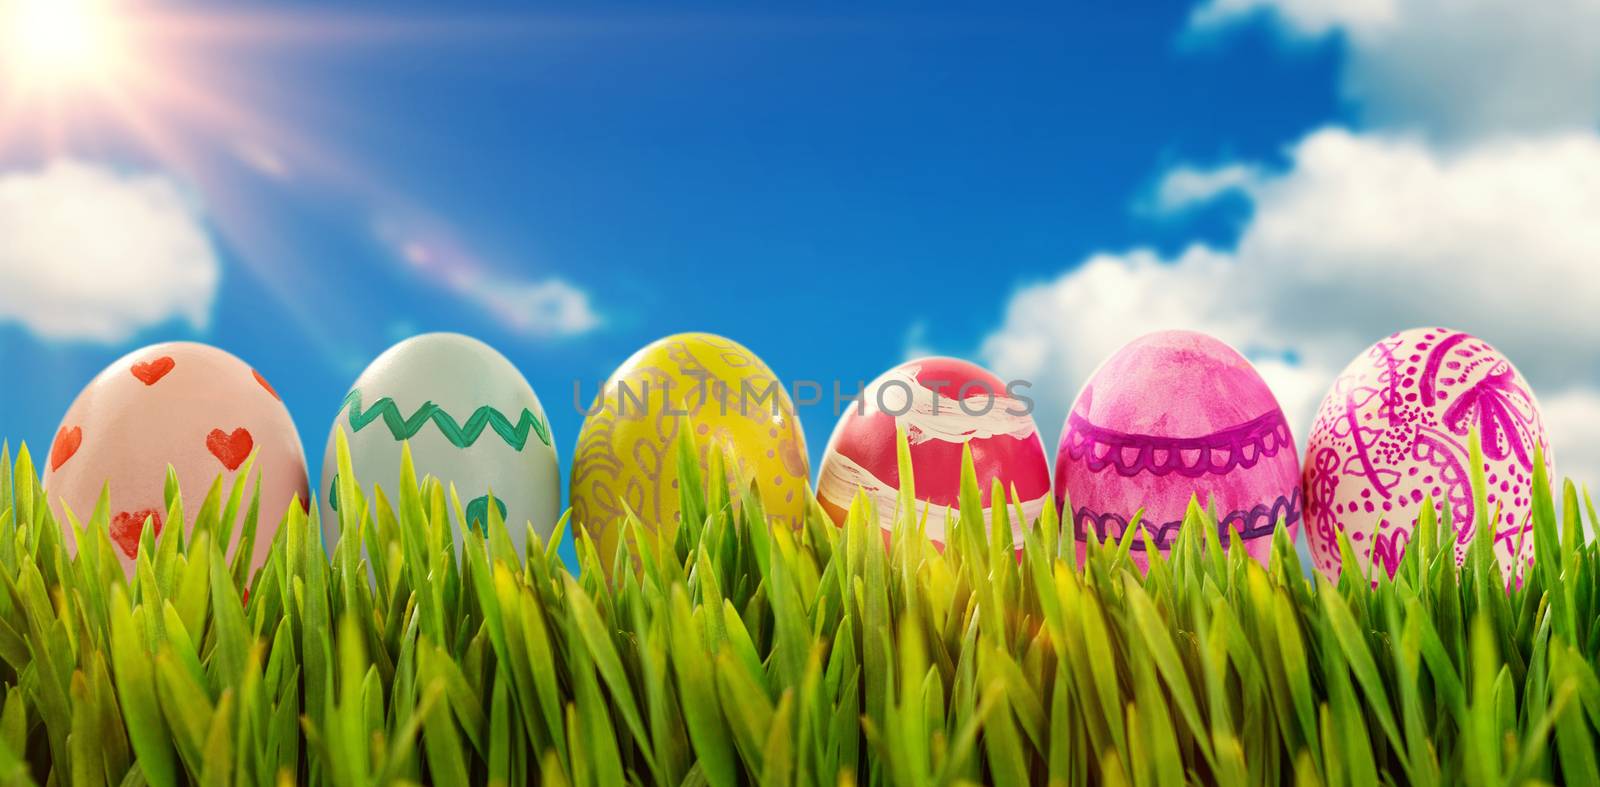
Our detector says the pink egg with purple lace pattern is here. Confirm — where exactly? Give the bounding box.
[1303,328,1550,582]
[1055,330,1301,569]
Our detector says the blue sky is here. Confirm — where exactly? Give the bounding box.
[0,0,1339,450]
[6,0,1600,560]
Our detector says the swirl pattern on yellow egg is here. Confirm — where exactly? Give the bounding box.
[571,333,809,571]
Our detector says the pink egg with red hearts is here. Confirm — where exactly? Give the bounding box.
[1055,330,1300,569]
[42,342,309,576]
[1303,328,1551,582]
[816,357,1051,550]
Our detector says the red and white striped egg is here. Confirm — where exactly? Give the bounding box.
[816,358,1051,549]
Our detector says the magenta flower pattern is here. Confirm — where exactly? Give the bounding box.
[1302,328,1550,582]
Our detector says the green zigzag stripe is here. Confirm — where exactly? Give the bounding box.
[342,389,551,452]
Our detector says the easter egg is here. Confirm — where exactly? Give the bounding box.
[1303,328,1551,581]
[320,333,560,552]
[570,333,809,573]
[1055,330,1300,568]
[42,342,309,574]
[816,358,1051,551]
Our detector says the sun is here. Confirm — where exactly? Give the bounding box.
[4,0,131,94]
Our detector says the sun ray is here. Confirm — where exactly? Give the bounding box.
[0,0,616,355]
[93,82,201,180]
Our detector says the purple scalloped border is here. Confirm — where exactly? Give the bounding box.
[1061,409,1293,479]
[1072,488,1301,552]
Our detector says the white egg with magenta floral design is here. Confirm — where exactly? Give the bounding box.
[1302,328,1552,582]
[319,333,560,552]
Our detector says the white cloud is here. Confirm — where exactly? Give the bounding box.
[1149,162,1265,213]
[467,276,601,338]
[1191,0,1600,142]
[0,160,219,343]
[1542,389,1600,494]
[376,219,601,339]
[1222,129,1600,385]
[981,128,1600,484]
[1190,0,1395,39]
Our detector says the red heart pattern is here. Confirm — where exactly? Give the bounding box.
[207,428,254,471]
[110,509,163,559]
[130,356,176,386]
[50,426,82,471]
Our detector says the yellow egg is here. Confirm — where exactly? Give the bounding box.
[571,333,809,573]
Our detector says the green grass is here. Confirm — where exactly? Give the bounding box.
[0,424,1596,786]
